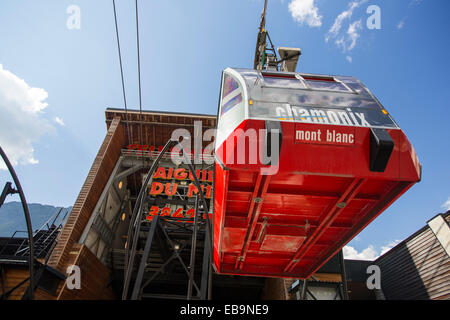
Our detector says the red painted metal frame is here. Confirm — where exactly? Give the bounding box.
[303,180,414,278]
[236,175,271,270]
[213,119,421,279]
[283,178,365,273]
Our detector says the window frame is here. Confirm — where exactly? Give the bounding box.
[299,74,356,94]
[260,72,307,90]
[220,73,244,116]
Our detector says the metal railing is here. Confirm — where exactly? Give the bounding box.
[121,149,215,164]
[0,207,69,258]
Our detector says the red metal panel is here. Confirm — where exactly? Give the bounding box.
[213,119,421,278]
[284,178,366,272]
[236,175,271,270]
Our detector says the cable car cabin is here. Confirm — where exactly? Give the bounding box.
[213,68,421,279]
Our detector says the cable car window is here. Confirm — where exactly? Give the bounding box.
[222,93,242,115]
[222,74,239,98]
[221,74,242,115]
[301,75,350,92]
[262,73,305,89]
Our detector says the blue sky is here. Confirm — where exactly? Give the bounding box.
[0,0,449,259]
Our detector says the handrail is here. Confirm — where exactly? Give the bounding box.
[1,208,67,257]
[34,207,63,235]
[121,149,214,163]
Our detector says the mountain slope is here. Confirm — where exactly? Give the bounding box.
[0,201,71,237]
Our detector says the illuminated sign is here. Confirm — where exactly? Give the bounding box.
[146,206,212,222]
[145,166,213,222]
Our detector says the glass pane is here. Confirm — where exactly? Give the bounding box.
[304,80,349,92]
[221,93,242,115]
[222,74,239,98]
[248,101,294,121]
[263,76,305,89]
[247,102,398,128]
[290,105,397,128]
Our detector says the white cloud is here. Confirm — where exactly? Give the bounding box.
[343,245,378,260]
[380,240,401,256]
[325,0,367,54]
[0,64,53,170]
[397,19,405,30]
[326,0,367,42]
[54,116,65,126]
[346,56,353,63]
[344,240,401,260]
[288,0,322,28]
[347,20,362,51]
[442,197,450,211]
[334,19,363,53]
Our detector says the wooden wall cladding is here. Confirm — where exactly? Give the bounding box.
[0,267,29,300]
[54,244,115,300]
[105,109,217,147]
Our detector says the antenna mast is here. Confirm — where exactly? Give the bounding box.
[253,0,302,72]
[253,0,278,70]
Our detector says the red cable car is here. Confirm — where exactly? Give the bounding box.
[213,68,421,279]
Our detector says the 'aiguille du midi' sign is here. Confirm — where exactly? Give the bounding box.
[144,166,213,222]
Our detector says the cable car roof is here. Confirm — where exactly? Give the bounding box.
[223,68,398,129]
[228,68,385,109]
